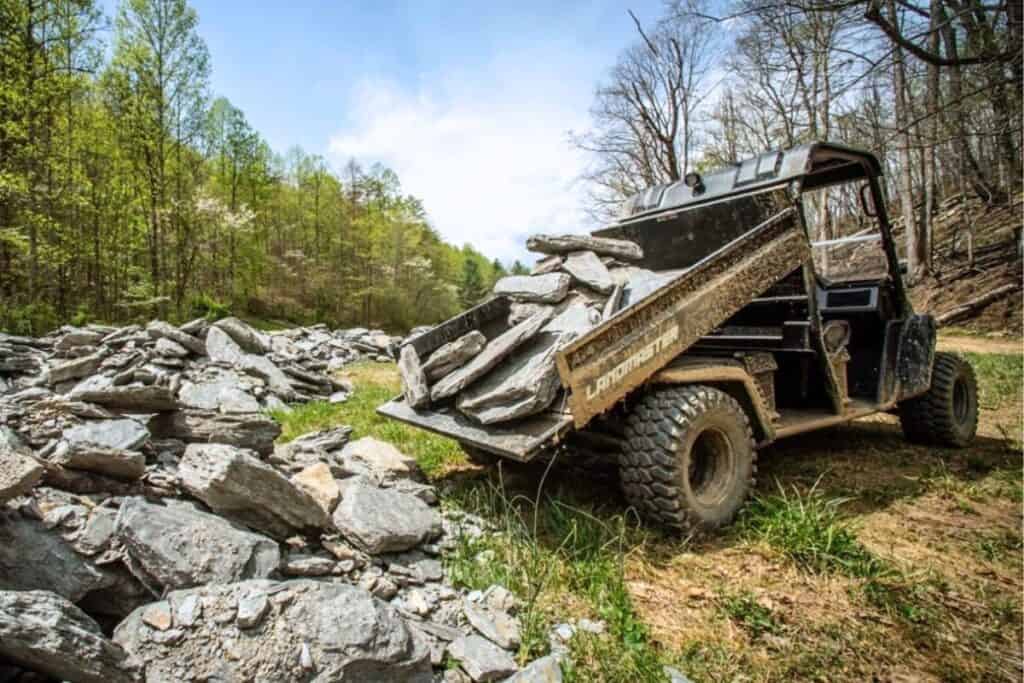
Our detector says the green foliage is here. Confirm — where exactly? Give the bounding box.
[458,255,488,309]
[735,481,891,579]
[0,303,61,336]
[0,0,484,334]
[717,591,781,639]
[70,304,93,327]
[188,293,231,321]
[964,352,1022,410]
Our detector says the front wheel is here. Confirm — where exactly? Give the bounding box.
[620,385,756,533]
[899,352,978,447]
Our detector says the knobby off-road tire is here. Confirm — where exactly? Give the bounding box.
[620,385,756,532]
[899,352,978,447]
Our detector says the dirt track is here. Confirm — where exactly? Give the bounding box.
[937,334,1021,355]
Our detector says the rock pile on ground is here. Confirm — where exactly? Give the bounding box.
[0,318,566,681]
[398,233,672,424]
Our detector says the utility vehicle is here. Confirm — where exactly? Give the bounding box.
[379,142,979,532]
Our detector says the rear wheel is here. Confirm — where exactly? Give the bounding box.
[899,352,978,447]
[620,385,756,532]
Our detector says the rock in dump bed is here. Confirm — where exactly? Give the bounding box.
[398,232,655,425]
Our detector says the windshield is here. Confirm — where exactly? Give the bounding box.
[596,188,791,272]
[803,183,890,283]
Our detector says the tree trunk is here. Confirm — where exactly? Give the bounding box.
[888,0,923,283]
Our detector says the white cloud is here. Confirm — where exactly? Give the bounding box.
[327,59,598,265]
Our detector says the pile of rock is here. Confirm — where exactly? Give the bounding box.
[399,233,670,424]
[0,314,563,683]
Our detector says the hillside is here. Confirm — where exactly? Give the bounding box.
[905,192,1023,336]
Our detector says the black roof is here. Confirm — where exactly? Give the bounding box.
[611,142,884,225]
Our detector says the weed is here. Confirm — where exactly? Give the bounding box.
[862,577,937,626]
[735,480,892,579]
[444,472,665,681]
[964,351,1023,410]
[717,591,781,640]
[974,530,1023,563]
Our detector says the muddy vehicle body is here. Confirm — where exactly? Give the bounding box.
[380,142,979,531]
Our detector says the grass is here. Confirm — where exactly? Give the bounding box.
[734,481,891,579]
[443,474,667,682]
[965,351,1023,410]
[270,360,463,477]
[716,591,782,640]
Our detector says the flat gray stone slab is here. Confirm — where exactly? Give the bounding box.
[114,497,280,590]
[447,634,517,681]
[332,480,440,554]
[0,438,43,502]
[431,308,554,402]
[214,317,269,353]
[398,345,430,409]
[48,351,106,384]
[561,250,614,294]
[463,600,521,650]
[505,655,563,682]
[63,418,149,451]
[457,305,597,425]
[492,274,570,304]
[526,233,643,261]
[148,410,280,456]
[422,331,486,382]
[179,443,328,539]
[73,384,178,412]
[0,590,135,683]
[147,320,206,355]
[531,255,564,275]
[113,580,431,683]
[51,443,146,481]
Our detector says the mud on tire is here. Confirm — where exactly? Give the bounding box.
[899,352,978,448]
[620,385,756,532]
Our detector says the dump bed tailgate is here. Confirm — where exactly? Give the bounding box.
[556,207,809,428]
[376,399,573,461]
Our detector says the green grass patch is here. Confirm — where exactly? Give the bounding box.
[716,591,781,640]
[964,351,1022,410]
[270,361,463,478]
[444,476,666,681]
[735,481,891,579]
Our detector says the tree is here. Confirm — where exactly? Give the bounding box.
[571,8,717,217]
[458,257,487,309]
[105,0,210,302]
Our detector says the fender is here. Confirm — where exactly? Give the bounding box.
[649,356,777,445]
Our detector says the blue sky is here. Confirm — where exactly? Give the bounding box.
[104,0,668,263]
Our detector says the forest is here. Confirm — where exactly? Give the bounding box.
[574,0,1021,284]
[1,0,1020,335]
[0,0,526,335]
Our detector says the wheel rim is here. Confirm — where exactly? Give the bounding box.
[953,376,971,425]
[687,427,735,507]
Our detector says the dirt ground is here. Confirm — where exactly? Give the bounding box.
[937,333,1022,355]
[620,339,1023,682]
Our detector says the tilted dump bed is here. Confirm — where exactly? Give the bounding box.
[378,206,811,460]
